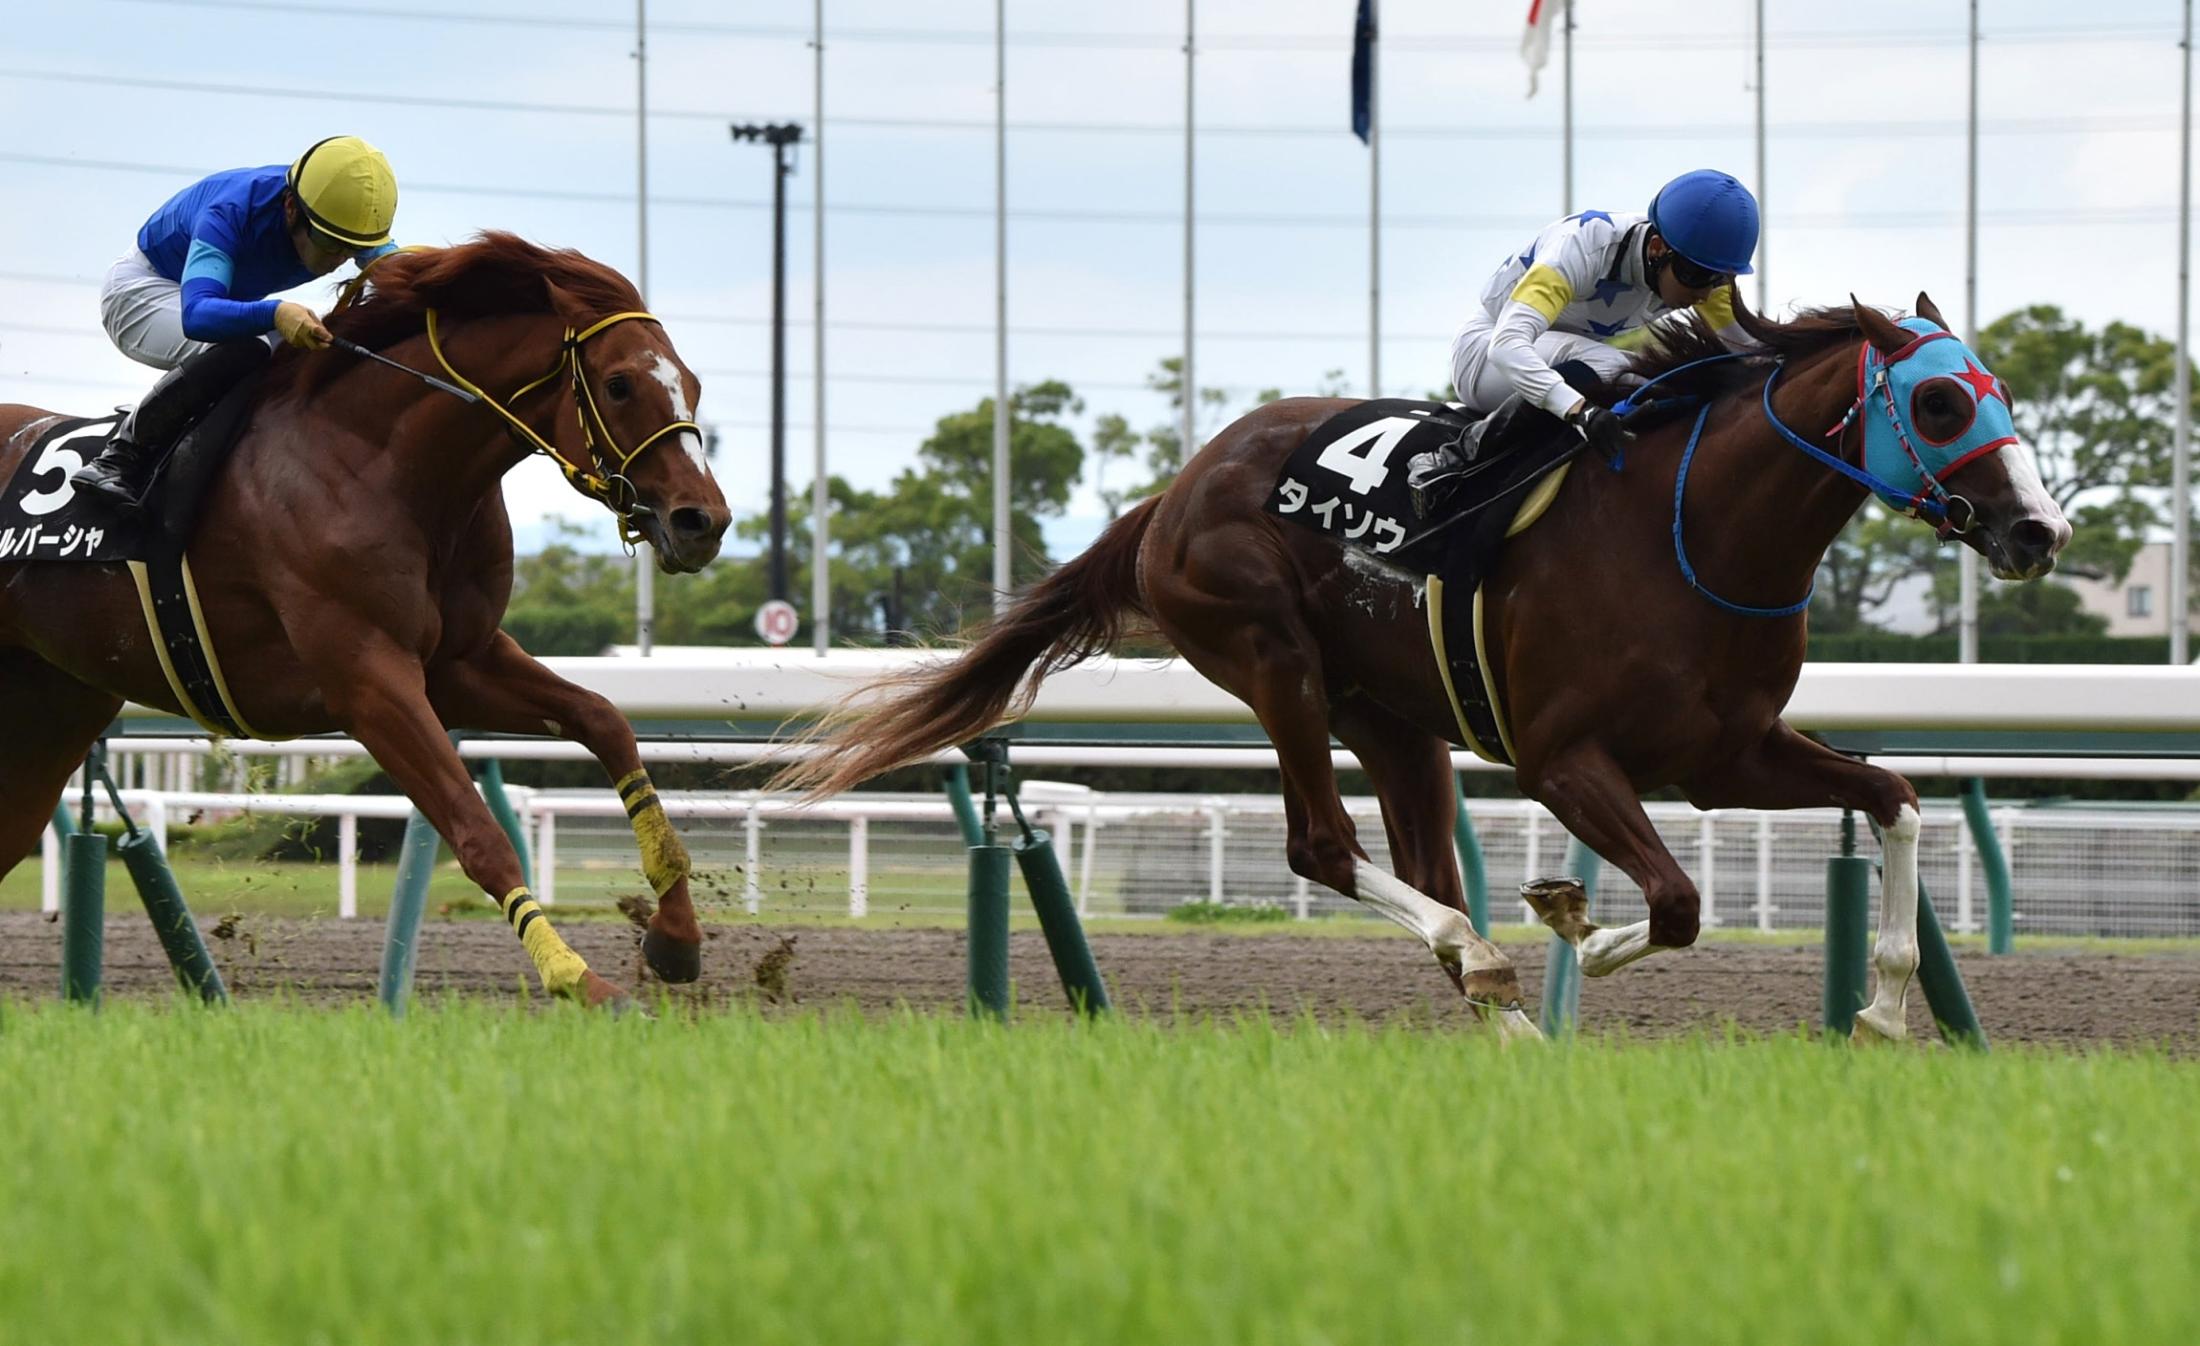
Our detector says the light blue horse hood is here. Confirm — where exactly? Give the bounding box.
[1856,316,2018,510]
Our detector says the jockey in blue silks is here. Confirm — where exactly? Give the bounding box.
[73,135,402,517]
[1409,168,1761,518]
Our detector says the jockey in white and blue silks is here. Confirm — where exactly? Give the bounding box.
[1410,169,1761,517]
[73,135,401,517]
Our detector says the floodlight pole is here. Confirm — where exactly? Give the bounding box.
[732,122,805,605]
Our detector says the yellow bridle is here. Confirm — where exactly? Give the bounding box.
[423,307,701,544]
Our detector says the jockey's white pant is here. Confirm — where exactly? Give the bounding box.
[1448,323,1633,415]
[98,248,221,371]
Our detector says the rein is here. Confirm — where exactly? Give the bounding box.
[1619,334,1974,621]
[424,308,700,545]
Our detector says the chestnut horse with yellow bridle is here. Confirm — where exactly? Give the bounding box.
[0,234,729,1008]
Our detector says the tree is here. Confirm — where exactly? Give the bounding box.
[697,380,1093,645]
[1809,501,1944,634]
[1971,305,2194,583]
[503,519,634,654]
[1090,356,1312,516]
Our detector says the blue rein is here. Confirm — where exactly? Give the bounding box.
[1622,350,1941,620]
[1670,401,1815,618]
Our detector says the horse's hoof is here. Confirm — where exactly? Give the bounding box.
[1850,1006,1906,1044]
[579,969,645,1016]
[1520,876,1597,946]
[1462,963,1526,1009]
[642,927,703,984]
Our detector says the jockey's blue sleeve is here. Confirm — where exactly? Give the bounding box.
[179,238,281,341]
[355,241,398,266]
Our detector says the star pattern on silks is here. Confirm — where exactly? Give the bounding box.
[1517,243,1536,268]
[1953,358,2005,405]
[1568,209,1613,226]
[1587,317,1628,337]
[1590,276,1632,305]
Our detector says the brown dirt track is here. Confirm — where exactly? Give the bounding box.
[4,911,2196,1048]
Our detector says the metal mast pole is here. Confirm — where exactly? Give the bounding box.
[634,0,654,654]
[1754,0,1767,310]
[811,0,829,655]
[1183,0,1195,465]
[992,0,1011,611]
[1563,3,1573,213]
[2176,0,2193,662]
[1368,7,1380,396]
[1960,0,1980,663]
[769,138,790,604]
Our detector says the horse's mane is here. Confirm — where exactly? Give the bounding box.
[270,232,642,398]
[1591,295,1873,426]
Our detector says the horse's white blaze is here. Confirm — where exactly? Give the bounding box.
[646,352,694,420]
[1995,440,2063,533]
[646,352,712,478]
[1855,803,1921,1040]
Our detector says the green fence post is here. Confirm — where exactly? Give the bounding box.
[1960,778,2013,954]
[1007,803,1111,1015]
[1540,834,1596,1036]
[1914,878,1987,1050]
[1453,776,1490,938]
[943,764,985,848]
[84,752,226,1005]
[1823,811,1872,1039]
[967,843,1012,1020]
[478,759,533,890]
[118,829,228,1004]
[959,747,1013,1020]
[51,800,76,838]
[62,831,106,1004]
[377,809,442,1015]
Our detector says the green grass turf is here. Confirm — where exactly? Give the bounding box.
[0,1001,2192,1345]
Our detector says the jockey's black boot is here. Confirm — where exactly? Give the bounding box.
[1407,360,1609,521]
[1407,397,1546,521]
[72,338,270,520]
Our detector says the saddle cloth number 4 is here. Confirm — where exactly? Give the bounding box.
[1314,416,1417,495]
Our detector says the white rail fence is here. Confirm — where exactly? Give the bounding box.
[36,786,2200,940]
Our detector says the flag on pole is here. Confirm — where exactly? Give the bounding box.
[1522,0,1571,98]
[1351,0,1377,143]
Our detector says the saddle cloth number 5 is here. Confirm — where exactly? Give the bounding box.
[18,432,87,519]
[1314,416,1417,495]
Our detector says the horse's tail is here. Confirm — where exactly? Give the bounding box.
[769,495,1161,800]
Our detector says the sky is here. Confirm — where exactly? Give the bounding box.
[3,0,2195,573]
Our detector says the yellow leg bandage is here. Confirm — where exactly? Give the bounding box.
[501,886,589,997]
[616,769,691,898]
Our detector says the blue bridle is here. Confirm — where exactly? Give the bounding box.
[1611,319,2014,619]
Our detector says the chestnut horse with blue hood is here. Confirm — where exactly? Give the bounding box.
[779,291,2069,1040]
[0,234,730,1007]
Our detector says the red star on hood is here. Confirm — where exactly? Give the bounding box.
[1953,359,2004,405]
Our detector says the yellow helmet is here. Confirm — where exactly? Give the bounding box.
[287,135,398,249]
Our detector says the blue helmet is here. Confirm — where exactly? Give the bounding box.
[1648,170,1759,276]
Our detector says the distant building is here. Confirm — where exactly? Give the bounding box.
[2062,541,2193,638]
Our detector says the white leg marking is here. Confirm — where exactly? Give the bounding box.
[1354,865,1539,1042]
[1855,803,1922,1041]
[1354,865,1501,970]
[1578,920,1657,977]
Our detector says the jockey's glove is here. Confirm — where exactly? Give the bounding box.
[1571,403,1635,465]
